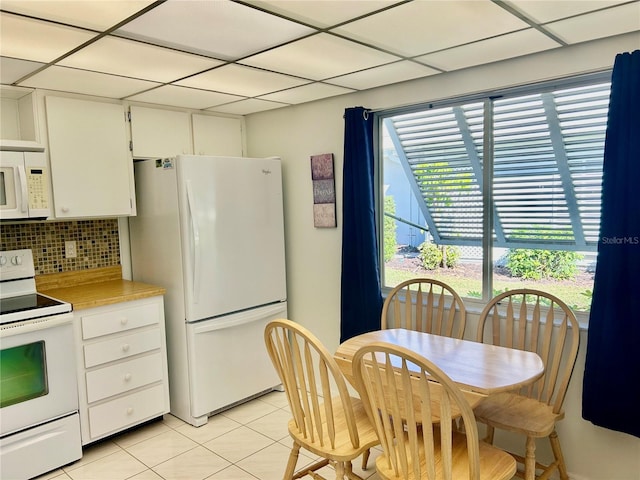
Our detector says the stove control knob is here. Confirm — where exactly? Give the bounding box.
[0,256,6,266]
[11,255,22,265]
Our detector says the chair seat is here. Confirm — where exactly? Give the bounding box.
[288,395,379,462]
[375,430,516,480]
[474,392,564,438]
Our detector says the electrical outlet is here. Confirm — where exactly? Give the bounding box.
[65,241,77,258]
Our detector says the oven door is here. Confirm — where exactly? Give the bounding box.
[0,313,78,436]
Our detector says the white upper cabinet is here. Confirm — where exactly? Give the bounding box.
[192,114,243,157]
[129,105,192,158]
[45,96,135,218]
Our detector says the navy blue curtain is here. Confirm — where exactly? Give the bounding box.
[340,106,383,342]
[582,50,640,438]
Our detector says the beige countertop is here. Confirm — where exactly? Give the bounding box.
[37,265,165,310]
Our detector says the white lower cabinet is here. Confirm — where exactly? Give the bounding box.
[74,296,169,445]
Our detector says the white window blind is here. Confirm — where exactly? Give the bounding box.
[383,82,610,251]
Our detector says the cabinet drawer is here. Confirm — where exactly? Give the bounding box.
[81,302,159,339]
[83,329,161,368]
[88,384,166,439]
[85,353,163,403]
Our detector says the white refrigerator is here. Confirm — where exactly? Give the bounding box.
[129,155,286,426]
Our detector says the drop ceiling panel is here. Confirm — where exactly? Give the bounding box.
[127,85,244,109]
[508,0,630,23]
[259,82,354,104]
[545,3,640,44]
[331,0,529,57]
[176,64,309,97]
[328,61,439,90]
[115,0,315,60]
[208,98,289,115]
[241,33,399,80]
[246,0,399,28]
[416,29,561,71]
[1,0,638,115]
[19,66,160,99]
[0,13,96,63]
[0,1,156,31]
[0,57,45,84]
[58,36,223,83]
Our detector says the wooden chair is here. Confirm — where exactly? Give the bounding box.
[382,278,466,338]
[352,341,517,480]
[474,289,580,480]
[264,319,379,480]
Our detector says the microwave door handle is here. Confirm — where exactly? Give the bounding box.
[186,181,201,304]
[16,165,28,213]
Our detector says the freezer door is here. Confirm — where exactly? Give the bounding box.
[177,155,287,322]
[186,303,285,420]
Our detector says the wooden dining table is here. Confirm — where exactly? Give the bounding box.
[334,328,545,403]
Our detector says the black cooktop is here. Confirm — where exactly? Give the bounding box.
[0,293,67,317]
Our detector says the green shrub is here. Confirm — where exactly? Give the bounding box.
[506,248,582,280]
[418,242,442,270]
[383,196,397,262]
[443,245,461,268]
[418,242,460,270]
[418,242,460,269]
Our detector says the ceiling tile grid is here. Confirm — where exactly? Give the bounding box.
[0,0,638,115]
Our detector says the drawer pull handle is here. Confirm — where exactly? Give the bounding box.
[124,373,132,381]
[127,407,134,415]
[122,344,130,352]
[120,317,128,325]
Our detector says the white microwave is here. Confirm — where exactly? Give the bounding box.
[0,150,51,220]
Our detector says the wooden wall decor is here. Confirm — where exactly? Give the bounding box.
[310,153,337,228]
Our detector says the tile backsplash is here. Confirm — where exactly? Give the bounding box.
[0,219,120,275]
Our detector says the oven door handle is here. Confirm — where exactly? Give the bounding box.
[0,313,73,338]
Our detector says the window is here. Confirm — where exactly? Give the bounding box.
[378,74,610,312]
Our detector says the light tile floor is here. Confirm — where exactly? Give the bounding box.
[35,391,383,480]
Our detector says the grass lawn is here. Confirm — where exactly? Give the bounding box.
[384,265,594,312]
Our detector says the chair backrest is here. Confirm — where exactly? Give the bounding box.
[476,289,580,414]
[382,278,466,338]
[353,341,484,480]
[264,319,362,450]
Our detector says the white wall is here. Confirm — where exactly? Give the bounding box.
[245,32,640,480]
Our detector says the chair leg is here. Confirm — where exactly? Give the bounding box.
[483,424,495,444]
[361,448,370,470]
[346,461,366,480]
[549,429,569,480]
[284,441,300,480]
[524,436,536,480]
[335,461,345,479]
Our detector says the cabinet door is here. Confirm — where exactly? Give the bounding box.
[192,114,243,157]
[45,96,134,218]
[129,105,192,158]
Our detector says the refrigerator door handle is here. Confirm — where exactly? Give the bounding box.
[186,180,201,304]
